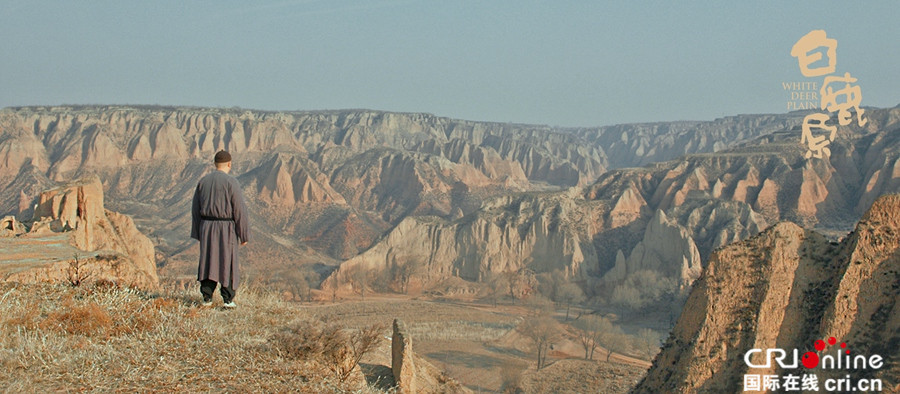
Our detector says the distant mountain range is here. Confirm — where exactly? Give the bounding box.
[1,105,897,295]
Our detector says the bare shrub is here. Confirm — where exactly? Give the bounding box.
[499,365,524,393]
[271,320,333,358]
[336,324,383,382]
[66,253,92,287]
[271,319,385,382]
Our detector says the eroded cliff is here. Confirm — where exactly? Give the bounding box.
[634,195,900,393]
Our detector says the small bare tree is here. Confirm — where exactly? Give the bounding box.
[637,328,661,359]
[535,271,563,301]
[484,271,509,307]
[499,365,524,393]
[601,329,628,362]
[66,253,92,287]
[276,266,316,302]
[556,282,585,321]
[350,268,373,300]
[505,269,538,301]
[325,324,385,382]
[393,259,425,294]
[574,315,613,360]
[517,313,561,369]
[330,273,340,303]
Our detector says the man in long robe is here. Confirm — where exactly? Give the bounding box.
[190,150,250,308]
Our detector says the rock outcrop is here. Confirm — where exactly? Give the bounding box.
[1,176,158,290]
[392,319,416,394]
[634,194,900,393]
[32,177,156,274]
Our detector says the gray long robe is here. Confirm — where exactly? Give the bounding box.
[191,170,250,288]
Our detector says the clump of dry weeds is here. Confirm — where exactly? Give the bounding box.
[271,319,387,384]
[40,299,112,336]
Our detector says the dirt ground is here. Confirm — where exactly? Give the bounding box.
[0,234,98,278]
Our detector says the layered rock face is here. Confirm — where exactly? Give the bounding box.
[602,209,702,289]
[1,176,158,290]
[323,190,593,292]
[588,106,900,230]
[634,195,900,393]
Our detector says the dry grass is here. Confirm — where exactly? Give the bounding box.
[0,282,650,393]
[0,281,386,393]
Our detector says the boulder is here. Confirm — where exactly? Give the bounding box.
[0,215,25,237]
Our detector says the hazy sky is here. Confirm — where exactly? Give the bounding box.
[1,1,897,127]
